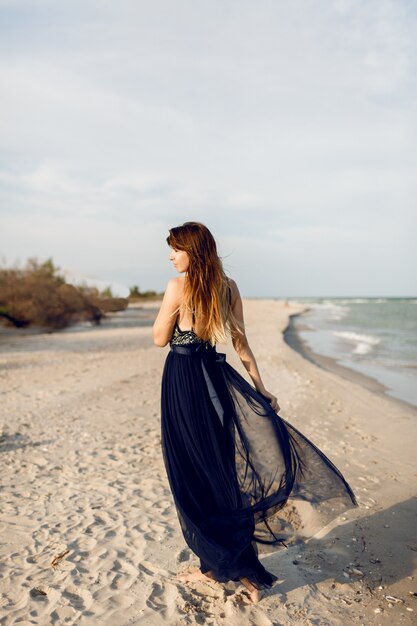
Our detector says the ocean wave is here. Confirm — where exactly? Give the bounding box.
[329,298,389,305]
[308,301,350,321]
[339,298,390,304]
[331,330,381,355]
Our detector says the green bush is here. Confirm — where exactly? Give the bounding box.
[0,258,127,330]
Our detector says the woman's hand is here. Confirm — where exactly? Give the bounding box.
[259,390,280,414]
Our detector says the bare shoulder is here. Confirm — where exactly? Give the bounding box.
[226,277,240,305]
[166,275,185,294]
[160,277,184,309]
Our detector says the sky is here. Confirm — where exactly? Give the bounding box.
[0,0,416,297]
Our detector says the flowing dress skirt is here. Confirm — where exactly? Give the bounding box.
[161,342,358,589]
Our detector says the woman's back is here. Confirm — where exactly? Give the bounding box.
[172,276,233,345]
[170,320,205,346]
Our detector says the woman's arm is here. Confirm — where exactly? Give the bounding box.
[152,278,181,347]
[229,279,280,413]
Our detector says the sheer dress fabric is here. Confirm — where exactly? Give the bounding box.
[160,319,358,589]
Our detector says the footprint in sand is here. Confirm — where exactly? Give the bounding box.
[50,605,78,623]
[112,556,138,578]
[110,572,135,591]
[146,581,165,611]
[137,560,172,585]
[0,595,10,608]
[177,547,192,563]
[63,585,93,611]
[358,475,380,484]
[144,521,172,542]
[145,580,178,621]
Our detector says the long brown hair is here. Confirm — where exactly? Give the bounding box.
[166,222,243,345]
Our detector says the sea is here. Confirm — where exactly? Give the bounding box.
[287,297,417,409]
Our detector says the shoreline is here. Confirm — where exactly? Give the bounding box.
[283,307,417,414]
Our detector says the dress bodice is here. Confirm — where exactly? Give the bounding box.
[170,321,206,346]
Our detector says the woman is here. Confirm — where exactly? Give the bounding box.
[153,221,357,603]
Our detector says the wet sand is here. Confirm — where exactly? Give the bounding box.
[284,311,397,401]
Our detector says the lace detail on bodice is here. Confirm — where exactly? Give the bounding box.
[170,321,205,346]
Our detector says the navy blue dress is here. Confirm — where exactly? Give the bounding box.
[160,317,357,589]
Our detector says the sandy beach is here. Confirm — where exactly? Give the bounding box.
[1,299,416,626]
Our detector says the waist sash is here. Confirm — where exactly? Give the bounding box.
[170,342,226,425]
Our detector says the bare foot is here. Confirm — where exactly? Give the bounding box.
[239,577,263,603]
[176,568,214,583]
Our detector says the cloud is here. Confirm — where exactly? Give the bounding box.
[0,0,416,296]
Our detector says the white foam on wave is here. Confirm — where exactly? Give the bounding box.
[308,301,350,321]
[332,330,381,355]
[338,298,388,305]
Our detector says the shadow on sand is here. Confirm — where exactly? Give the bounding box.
[0,430,54,453]
[261,497,417,613]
